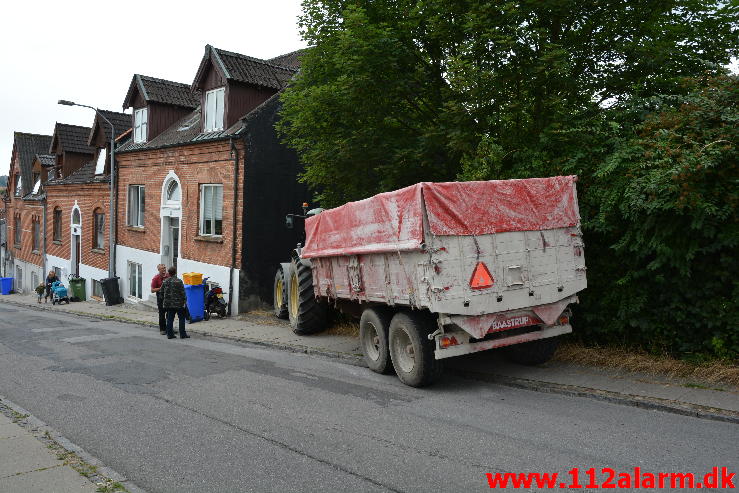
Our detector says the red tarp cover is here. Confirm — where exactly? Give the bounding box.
[301,176,579,258]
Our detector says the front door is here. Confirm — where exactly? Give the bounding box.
[169,218,179,269]
[71,234,80,276]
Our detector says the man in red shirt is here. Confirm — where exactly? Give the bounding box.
[151,264,169,335]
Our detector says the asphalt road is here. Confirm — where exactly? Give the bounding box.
[0,302,735,492]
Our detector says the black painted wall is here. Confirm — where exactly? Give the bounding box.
[239,94,311,309]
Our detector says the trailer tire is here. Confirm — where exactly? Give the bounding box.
[504,336,559,365]
[287,259,327,335]
[360,307,393,374]
[389,312,442,387]
[273,267,288,319]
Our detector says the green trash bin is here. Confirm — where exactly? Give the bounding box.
[68,277,86,302]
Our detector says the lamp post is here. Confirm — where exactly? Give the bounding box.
[58,100,117,279]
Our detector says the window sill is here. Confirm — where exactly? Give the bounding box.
[195,235,224,244]
[13,244,20,250]
[91,248,105,255]
[32,250,40,255]
[127,226,145,233]
[53,240,62,245]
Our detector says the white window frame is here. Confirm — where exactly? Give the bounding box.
[94,148,107,175]
[127,185,145,227]
[134,107,148,143]
[128,261,143,299]
[199,184,224,236]
[93,210,105,249]
[204,88,225,132]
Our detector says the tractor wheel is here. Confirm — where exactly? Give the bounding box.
[504,337,559,365]
[360,307,394,374]
[388,311,443,387]
[273,268,288,319]
[287,259,327,335]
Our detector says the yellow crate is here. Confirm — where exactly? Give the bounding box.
[182,272,203,285]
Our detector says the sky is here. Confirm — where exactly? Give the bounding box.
[0,0,306,175]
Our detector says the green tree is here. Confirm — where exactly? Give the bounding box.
[279,0,738,207]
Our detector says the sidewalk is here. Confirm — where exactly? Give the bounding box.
[0,409,100,492]
[3,293,738,421]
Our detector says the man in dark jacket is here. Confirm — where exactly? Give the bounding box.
[151,264,168,335]
[160,266,190,340]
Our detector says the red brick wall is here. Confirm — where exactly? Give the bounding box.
[45,182,110,271]
[6,199,44,267]
[116,139,244,268]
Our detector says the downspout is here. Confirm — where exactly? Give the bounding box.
[42,195,47,278]
[228,137,240,316]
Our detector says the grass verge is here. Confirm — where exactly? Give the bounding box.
[554,342,739,388]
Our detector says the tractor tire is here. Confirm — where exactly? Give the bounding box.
[388,311,443,387]
[360,307,394,374]
[273,267,288,319]
[504,337,559,365]
[287,259,327,335]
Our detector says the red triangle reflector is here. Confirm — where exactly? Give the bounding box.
[470,262,494,290]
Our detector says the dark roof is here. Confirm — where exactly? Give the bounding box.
[123,74,198,109]
[36,154,56,168]
[117,105,244,153]
[90,110,132,145]
[193,45,297,91]
[50,123,95,155]
[46,160,109,186]
[12,132,52,196]
[268,49,307,70]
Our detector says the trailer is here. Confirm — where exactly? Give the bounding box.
[273,176,587,387]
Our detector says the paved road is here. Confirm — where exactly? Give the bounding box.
[0,302,735,492]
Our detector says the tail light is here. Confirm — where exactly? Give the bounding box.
[439,336,459,349]
[558,315,570,325]
[469,262,494,290]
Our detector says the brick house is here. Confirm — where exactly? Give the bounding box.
[114,45,308,313]
[45,112,130,299]
[4,132,52,292]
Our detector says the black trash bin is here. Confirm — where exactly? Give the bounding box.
[100,277,124,306]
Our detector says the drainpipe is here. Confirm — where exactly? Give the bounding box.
[42,197,47,279]
[228,137,240,316]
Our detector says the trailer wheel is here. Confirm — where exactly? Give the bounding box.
[360,307,393,374]
[273,268,288,319]
[389,312,442,387]
[287,259,327,335]
[504,337,559,365]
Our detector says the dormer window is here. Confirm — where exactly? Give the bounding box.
[95,148,107,175]
[204,88,225,132]
[134,107,148,143]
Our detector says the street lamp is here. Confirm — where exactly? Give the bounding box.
[58,100,117,279]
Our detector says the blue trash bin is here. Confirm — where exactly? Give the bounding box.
[185,284,204,322]
[0,277,13,295]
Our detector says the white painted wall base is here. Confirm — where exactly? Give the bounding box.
[115,244,162,305]
[46,254,71,280]
[78,263,109,299]
[10,258,44,294]
[114,244,240,314]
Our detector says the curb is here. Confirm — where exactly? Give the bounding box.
[0,394,147,493]
[4,298,738,425]
[449,369,739,425]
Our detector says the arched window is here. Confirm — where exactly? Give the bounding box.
[166,180,180,202]
[53,207,62,242]
[92,208,105,249]
[72,209,81,226]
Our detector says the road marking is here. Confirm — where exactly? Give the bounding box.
[31,327,83,333]
[60,333,134,343]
